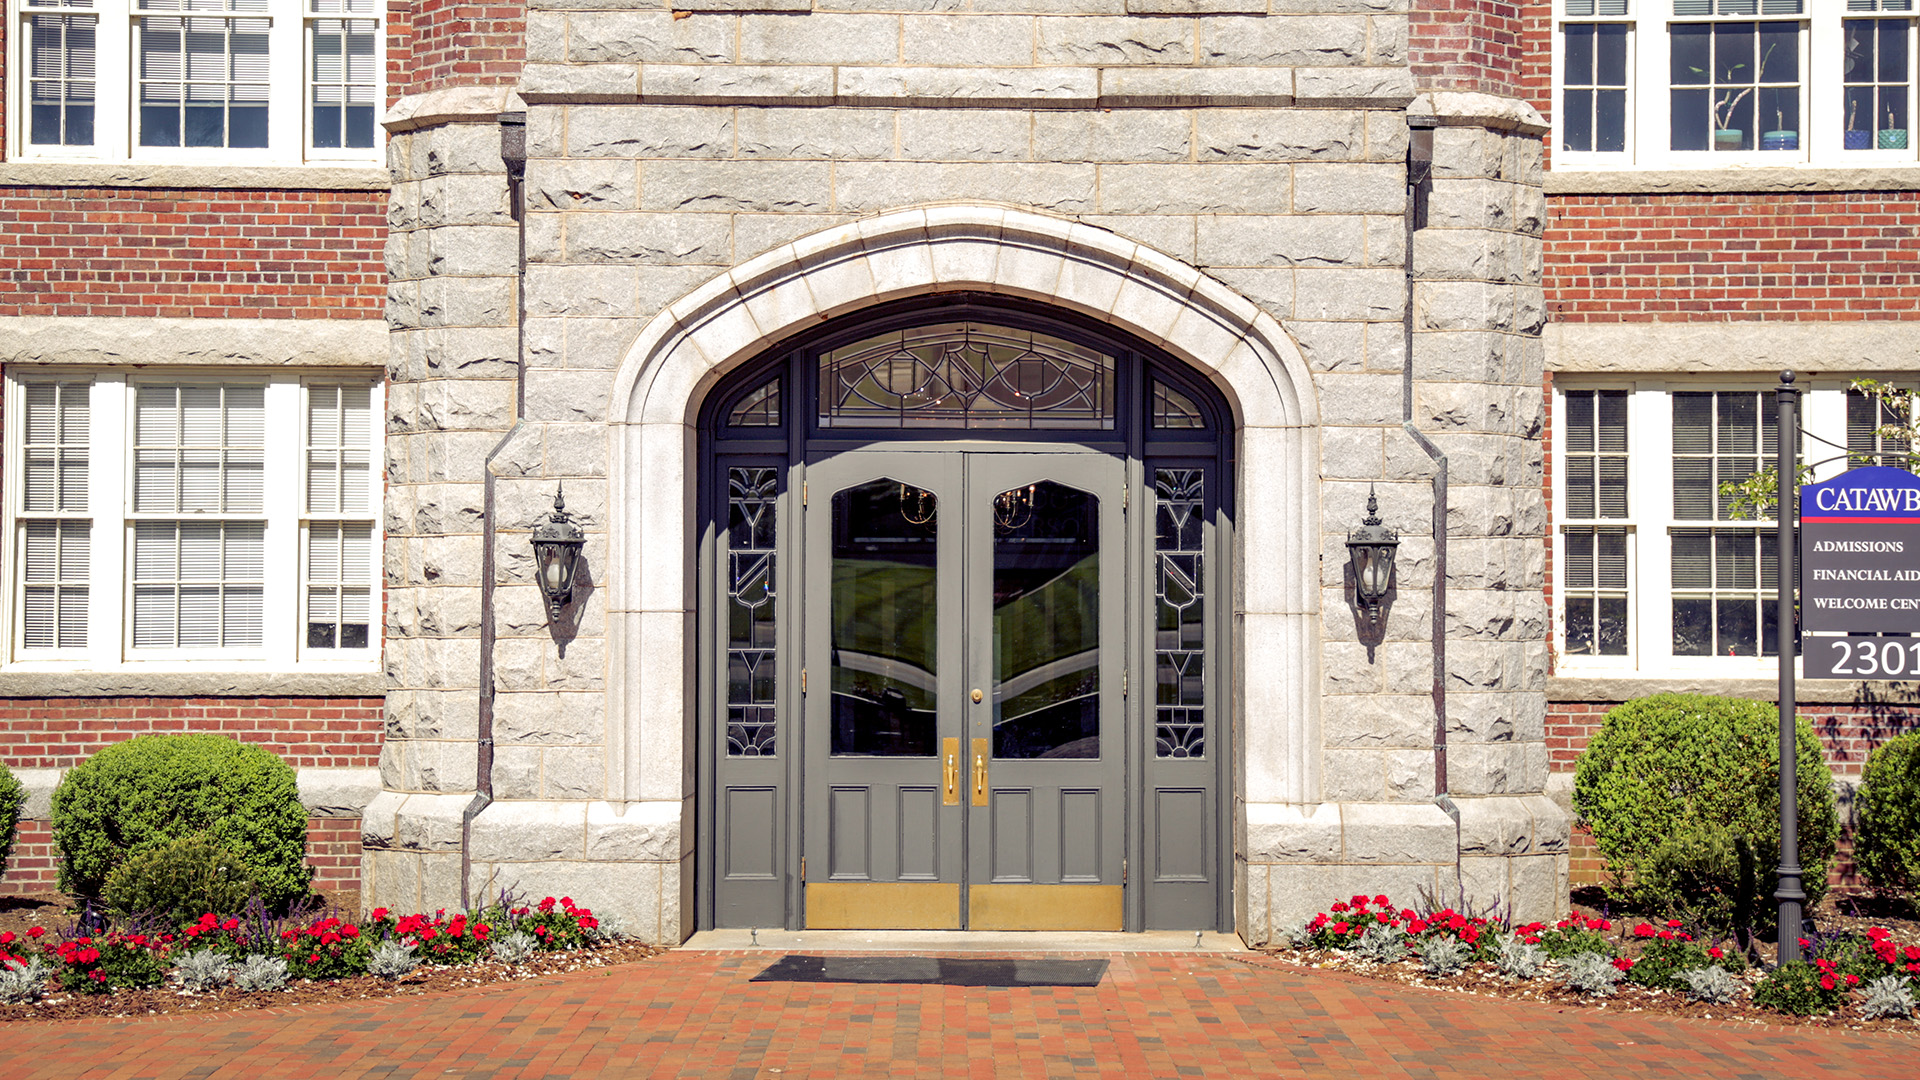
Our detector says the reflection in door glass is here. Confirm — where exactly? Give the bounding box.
[831,479,939,756]
[993,481,1099,759]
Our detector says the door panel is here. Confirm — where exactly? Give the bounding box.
[802,454,964,928]
[802,450,1127,931]
[965,456,1126,931]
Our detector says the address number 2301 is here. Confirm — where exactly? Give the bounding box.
[1806,637,1920,680]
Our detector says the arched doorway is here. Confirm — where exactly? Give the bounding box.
[696,295,1233,932]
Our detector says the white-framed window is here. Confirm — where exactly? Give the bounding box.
[1553,1,1919,169]
[1548,377,1886,677]
[3,370,381,670]
[12,0,381,164]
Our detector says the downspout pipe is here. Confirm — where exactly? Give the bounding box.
[1401,116,1459,853]
[464,111,527,909]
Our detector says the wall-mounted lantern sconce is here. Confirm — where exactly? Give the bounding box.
[1346,484,1399,627]
[530,485,586,609]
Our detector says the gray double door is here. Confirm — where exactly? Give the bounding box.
[802,450,1125,930]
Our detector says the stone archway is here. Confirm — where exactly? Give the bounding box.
[606,206,1322,941]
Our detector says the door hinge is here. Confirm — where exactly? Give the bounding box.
[1123,858,1128,883]
[1122,670,1128,698]
[801,668,808,694]
[802,481,807,506]
[1124,486,1129,510]
[800,855,805,881]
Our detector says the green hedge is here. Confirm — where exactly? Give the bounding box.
[52,735,310,911]
[1572,693,1837,933]
[1856,731,1920,895]
[0,763,24,882]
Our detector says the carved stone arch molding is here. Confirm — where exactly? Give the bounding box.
[606,206,1323,938]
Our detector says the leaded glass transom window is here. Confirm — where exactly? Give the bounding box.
[1150,380,1205,429]
[1153,469,1205,759]
[727,467,778,756]
[818,322,1115,430]
[729,378,780,428]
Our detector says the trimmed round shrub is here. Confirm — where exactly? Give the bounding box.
[1572,693,1838,933]
[1856,732,1920,895]
[102,832,257,924]
[0,764,25,882]
[53,735,310,911]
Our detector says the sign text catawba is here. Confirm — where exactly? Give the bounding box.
[1800,465,1920,634]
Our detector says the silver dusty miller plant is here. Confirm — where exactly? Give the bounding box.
[1678,965,1741,1005]
[489,931,538,964]
[232,954,290,992]
[1494,933,1548,980]
[1353,924,1410,964]
[368,940,420,980]
[174,949,235,991]
[0,957,49,1004]
[1274,917,1311,949]
[1416,934,1472,977]
[1859,975,1917,1020]
[586,912,631,944]
[1556,952,1625,997]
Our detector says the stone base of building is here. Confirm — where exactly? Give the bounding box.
[1240,796,1571,946]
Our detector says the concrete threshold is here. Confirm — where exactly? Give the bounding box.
[679,929,1247,953]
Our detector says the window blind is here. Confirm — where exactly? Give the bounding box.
[132,520,264,648]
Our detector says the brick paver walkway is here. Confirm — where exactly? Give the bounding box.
[2,951,1914,1079]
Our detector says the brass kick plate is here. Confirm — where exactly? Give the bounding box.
[968,885,1124,932]
[806,883,962,930]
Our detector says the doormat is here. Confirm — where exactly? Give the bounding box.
[750,955,1108,987]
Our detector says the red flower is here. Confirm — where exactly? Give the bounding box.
[1904,946,1920,962]
[26,927,45,939]
[1350,895,1369,909]
[1612,957,1633,971]
[1868,927,1892,942]
[309,953,322,964]
[1407,920,1428,934]
[1373,895,1390,908]
[1656,930,1675,941]
[341,925,359,939]
[371,908,391,921]
[0,932,13,947]
[1632,923,1656,938]
[1665,919,1683,929]
[1708,947,1724,959]
[1331,922,1350,935]
[1846,974,1861,987]
[1798,937,1813,950]
[1330,902,1348,913]
[1401,909,1418,922]
[1586,918,1611,932]
[1820,974,1837,991]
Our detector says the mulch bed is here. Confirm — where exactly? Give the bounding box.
[1261,888,1920,1034]
[0,891,661,1023]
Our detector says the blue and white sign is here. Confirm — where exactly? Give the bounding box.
[1801,466,1920,637]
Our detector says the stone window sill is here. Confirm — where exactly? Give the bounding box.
[0,670,385,698]
[1545,167,1920,195]
[0,162,389,192]
[1549,674,1919,705]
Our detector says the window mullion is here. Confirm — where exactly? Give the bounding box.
[94,376,129,665]
[267,1,302,159]
[262,378,302,664]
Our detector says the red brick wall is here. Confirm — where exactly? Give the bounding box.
[1546,192,1920,324]
[0,697,384,770]
[0,187,387,320]
[402,0,526,93]
[1411,0,1526,96]
[0,816,364,895]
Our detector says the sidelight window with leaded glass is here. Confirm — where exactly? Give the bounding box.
[1152,468,1206,759]
[725,467,779,757]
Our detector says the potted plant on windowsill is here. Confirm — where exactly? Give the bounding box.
[1845,99,1873,150]
[1761,108,1797,151]
[1712,87,1753,150]
[1881,108,1909,150]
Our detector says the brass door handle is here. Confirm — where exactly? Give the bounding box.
[971,688,983,704]
[942,738,959,806]
[971,737,989,806]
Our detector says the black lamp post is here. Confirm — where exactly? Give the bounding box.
[530,485,586,609]
[1347,484,1399,627]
